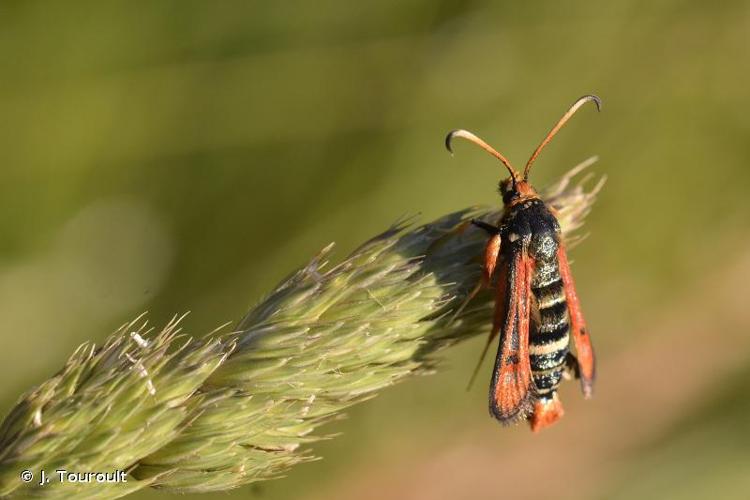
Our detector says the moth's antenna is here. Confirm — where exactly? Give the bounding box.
[523,95,601,180]
[446,129,521,185]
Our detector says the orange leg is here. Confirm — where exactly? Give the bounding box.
[557,245,595,398]
[453,233,501,321]
[464,234,503,390]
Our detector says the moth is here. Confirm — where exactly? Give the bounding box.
[446,95,599,431]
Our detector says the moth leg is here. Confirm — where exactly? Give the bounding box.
[452,232,501,322]
[562,352,581,381]
[425,219,474,255]
[466,320,500,391]
[465,250,505,391]
[471,219,500,234]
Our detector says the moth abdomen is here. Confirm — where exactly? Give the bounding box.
[529,258,570,398]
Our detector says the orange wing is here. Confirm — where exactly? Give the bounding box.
[489,247,535,422]
[557,244,595,398]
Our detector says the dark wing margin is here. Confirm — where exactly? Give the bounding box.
[489,246,535,422]
[557,244,595,397]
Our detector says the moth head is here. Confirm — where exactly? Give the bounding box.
[498,178,537,205]
[445,95,600,204]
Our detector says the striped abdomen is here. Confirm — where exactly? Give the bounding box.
[529,258,569,399]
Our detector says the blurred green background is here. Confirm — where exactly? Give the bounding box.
[1,1,749,499]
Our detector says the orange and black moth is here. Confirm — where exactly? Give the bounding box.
[446,95,599,432]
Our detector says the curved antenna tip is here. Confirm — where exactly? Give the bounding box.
[523,95,602,179]
[580,94,602,111]
[445,129,460,155]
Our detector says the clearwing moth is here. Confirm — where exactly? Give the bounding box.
[446,95,599,431]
